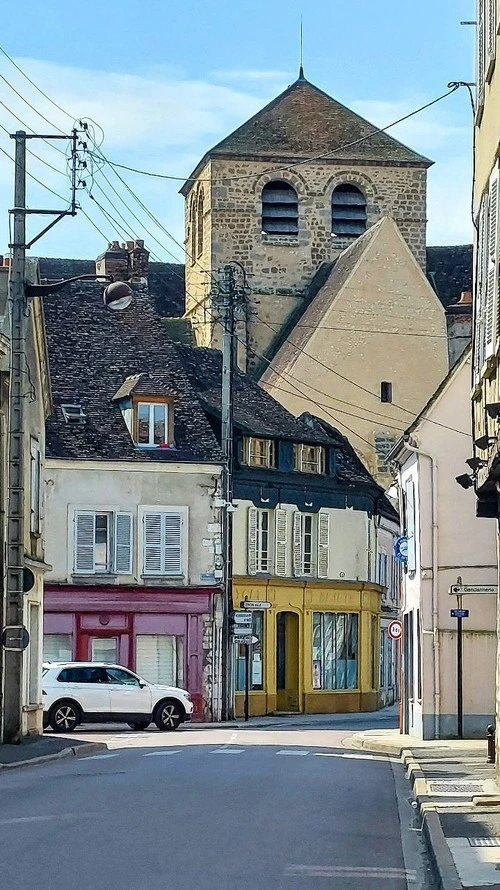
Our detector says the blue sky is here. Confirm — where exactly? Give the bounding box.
[0,0,475,260]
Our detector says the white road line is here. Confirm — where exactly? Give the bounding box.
[82,753,119,761]
[0,813,99,825]
[285,865,417,880]
[276,750,309,756]
[143,750,181,757]
[211,748,245,754]
[313,752,375,760]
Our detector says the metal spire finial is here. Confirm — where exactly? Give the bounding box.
[299,17,305,79]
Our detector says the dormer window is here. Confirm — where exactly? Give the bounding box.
[244,437,275,468]
[294,444,325,474]
[61,404,87,424]
[137,402,169,446]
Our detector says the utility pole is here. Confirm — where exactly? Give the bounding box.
[216,264,236,721]
[3,132,27,743]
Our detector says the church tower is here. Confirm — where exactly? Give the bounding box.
[181,73,432,373]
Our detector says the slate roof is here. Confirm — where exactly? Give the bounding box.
[426,245,473,307]
[182,76,431,191]
[41,274,222,464]
[38,257,185,318]
[176,344,333,445]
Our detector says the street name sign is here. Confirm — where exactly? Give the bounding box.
[232,625,256,637]
[232,611,253,626]
[450,609,469,619]
[449,584,497,596]
[241,600,272,610]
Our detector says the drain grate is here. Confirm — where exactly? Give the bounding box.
[430,782,483,794]
[468,837,500,847]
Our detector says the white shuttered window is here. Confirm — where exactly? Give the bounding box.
[142,510,184,576]
[485,165,500,358]
[275,508,288,576]
[475,194,489,378]
[293,511,330,578]
[73,511,133,575]
[136,634,183,686]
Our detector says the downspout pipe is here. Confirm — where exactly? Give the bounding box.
[403,442,440,739]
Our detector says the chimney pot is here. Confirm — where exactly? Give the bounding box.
[95,241,129,282]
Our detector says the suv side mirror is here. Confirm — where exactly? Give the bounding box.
[139,682,147,689]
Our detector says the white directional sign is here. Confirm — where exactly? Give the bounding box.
[232,611,253,625]
[449,584,498,596]
[241,600,272,610]
[232,625,255,636]
[233,635,258,645]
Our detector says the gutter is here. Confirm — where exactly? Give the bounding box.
[403,441,440,740]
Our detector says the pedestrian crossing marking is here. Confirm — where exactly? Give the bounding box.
[276,750,309,756]
[211,748,245,754]
[144,750,181,757]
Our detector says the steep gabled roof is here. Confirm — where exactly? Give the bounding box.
[182,76,431,192]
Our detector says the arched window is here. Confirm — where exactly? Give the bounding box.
[189,197,196,264]
[197,191,204,258]
[262,181,298,235]
[331,184,367,237]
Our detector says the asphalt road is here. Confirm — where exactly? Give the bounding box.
[0,720,433,889]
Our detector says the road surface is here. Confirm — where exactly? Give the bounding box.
[0,717,432,889]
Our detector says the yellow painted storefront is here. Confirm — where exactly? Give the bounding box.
[233,577,383,717]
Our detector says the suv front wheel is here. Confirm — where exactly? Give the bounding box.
[154,699,184,731]
[49,700,81,733]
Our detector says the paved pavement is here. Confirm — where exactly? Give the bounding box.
[0,713,432,889]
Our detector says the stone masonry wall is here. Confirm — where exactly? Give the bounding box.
[184,156,428,367]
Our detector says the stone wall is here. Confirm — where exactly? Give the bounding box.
[184,155,428,368]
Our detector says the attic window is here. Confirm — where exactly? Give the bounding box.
[244,437,275,468]
[332,184,367,237]
[262,181,298,236]
[294,444,325,474]
[136,402,169,447]
[61,404,87,424]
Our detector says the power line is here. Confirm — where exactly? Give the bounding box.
[264,321,448,338]
[0,143,70,202]
[0,87,66,155]
[0,71,66,135]
[0,120,66,177]
[0,43,74,120]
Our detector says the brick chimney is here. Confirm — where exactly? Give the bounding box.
[445,290,472,367]
[126,239,149,283]
[95,241,129,281]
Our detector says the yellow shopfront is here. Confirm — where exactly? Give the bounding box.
[233,578,382,717]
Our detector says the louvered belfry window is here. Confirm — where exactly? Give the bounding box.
[332,184,367,237]
[262,181,298,235]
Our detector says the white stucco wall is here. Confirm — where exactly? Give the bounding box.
[400,355,497,738]
[45,460,223,586]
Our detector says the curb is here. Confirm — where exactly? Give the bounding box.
[0,741,108,771]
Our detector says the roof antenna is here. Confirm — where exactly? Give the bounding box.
[298,16,305,79]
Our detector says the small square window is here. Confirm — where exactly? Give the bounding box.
[293,444,325,474]
[380,382,392,403]
[244,437,275,468]
[61,404,86,424]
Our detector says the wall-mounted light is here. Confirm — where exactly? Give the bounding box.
[473,434,497,450]
[485,402,500,420]
[466,457,487,471]
[456,473,474,490]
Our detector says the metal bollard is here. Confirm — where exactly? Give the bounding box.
[487,724,496,764]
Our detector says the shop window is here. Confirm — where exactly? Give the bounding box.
[371,615,378,689]
[312,612,358,690]
[243,437,275,468]
[91,637,118,663]
[73,511,133,575]
[136,634,184,687]
[43,633,73,663]
[236,611,264,691]
[293,443,325,474]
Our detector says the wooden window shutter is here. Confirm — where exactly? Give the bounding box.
[475,194,488,378]
[485,167,499,358]
[477,0,485,109]
[163,513,183,575]
[487,0,497,71]
[275,508,288,576]
[114,512,133,574]
[317,512,330,579]
[143,512,163,575]
[292,512,302,577]
[247,507,258,575]
[74,511,95,574]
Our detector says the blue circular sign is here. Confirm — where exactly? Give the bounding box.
[394,536,408,565]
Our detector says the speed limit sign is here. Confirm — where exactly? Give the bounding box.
[388,619,402,641]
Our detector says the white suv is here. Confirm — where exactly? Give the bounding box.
[42,663,194,733]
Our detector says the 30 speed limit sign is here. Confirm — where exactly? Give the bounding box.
[388,620,402,641]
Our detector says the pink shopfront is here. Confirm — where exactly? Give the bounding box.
[43,585,217,721]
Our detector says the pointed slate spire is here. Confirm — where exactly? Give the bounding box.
[298,65,305,80]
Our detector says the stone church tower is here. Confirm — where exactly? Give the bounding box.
[181,71,432,372]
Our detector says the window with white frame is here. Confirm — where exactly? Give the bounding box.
[293,443,325,474]
[73,511,133,575]
[142,510,184,576]
[30,438,42,534]
[293,511,329,578]
[248,507,272,574]
[137,402,169,446]
[244,437,275,468]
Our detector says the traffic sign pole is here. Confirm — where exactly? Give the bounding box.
[456,592,464,739]
[244,642,250,723]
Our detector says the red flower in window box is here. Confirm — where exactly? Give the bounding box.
[159,442,171,449]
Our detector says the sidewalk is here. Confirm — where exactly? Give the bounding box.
[350,728,500,890]
[0,734,108,769]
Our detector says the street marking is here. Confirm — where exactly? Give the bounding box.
[0,813,99,825]
[211,748,245,754]
[82,753,119,761]
[230,732,238,741]
[285,865,417,881]
[143,750,181,757]
[276,750,309,756]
